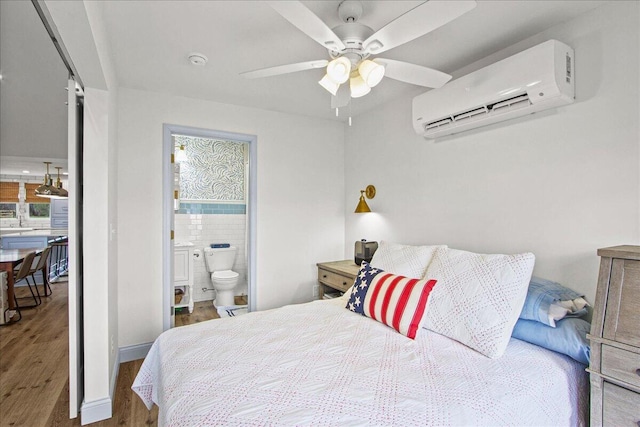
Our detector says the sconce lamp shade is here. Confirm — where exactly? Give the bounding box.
[354,185,376,213]
[176,144,188,162]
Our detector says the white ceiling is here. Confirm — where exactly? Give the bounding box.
[0,0,608,175]
[0,0,69,176]
[100,0,606,121]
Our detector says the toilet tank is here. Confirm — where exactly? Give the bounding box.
[203,246,237,272]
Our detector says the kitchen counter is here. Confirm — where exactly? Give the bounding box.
[0,229,67,250]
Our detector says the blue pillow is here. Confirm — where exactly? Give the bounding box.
[512,317,591,365]
[519,277,588,327]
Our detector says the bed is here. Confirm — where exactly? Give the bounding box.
[132,297,588,426]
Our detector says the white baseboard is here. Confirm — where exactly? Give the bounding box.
[78,346,125,424]
[119,342,153,363]
[81,397,112,425]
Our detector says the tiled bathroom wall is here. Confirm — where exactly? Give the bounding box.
[174,213,247,302]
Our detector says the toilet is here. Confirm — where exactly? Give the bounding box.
[203,246,239,307]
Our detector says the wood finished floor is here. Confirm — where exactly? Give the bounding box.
[0,282,236,426]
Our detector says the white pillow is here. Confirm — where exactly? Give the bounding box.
[422,247,535,359]
[369,241,445,279]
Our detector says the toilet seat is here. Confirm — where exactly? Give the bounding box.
[212,270,239,280]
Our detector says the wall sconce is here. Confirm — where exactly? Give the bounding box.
[354,185,376,213]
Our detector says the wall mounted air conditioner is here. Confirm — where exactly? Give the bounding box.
[412,39,574,139]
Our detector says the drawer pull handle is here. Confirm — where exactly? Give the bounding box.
[323,275,327,279]
[343,281,347,285]
[636,368,640,377]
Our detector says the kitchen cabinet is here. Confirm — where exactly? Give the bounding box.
[50,198,68,229]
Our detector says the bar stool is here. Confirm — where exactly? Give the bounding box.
[51,238,68,277]
[13,251,39,309]
[28,246,53,297]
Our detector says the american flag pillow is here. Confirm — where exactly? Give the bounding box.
[345,261,437,339]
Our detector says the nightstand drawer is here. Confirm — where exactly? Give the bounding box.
[602,382,640,426]
[318,268,354,292]
[602,345,640,389]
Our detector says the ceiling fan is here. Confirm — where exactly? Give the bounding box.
[241,0,477,109]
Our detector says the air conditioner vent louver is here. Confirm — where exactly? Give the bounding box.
[413,40,575,139]
[425,118,452,130]
[453,106,488,122]
[490,93,530,112]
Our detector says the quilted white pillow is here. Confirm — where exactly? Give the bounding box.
[369,241,445,279]
[422,247,535,359]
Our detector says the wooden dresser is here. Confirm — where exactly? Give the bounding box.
[588,245,640,426]
[316,260,360,300]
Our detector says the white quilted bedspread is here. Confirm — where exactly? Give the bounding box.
[132,299,588,426]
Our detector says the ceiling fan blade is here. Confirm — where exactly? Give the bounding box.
[240,60,328,79]
[267,1,346,52]
[331,84,350,109]
[375,58,451,88]
[363,1,476,55]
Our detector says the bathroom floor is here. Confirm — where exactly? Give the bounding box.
[175,295,248,327]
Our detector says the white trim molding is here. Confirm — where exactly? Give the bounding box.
[80,397,112,425]
[119,342,153,363]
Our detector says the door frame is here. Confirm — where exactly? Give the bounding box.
[162,124,257,331]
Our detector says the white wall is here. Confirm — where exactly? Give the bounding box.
[345,1,639,306]
[46,0,120,422]
[82,88,111,403]
[117,89,345,347]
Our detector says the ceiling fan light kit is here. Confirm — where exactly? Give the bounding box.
[358,59,385,87]
[326,57,351,84]
[319,74,340,96]
[350,74,370,98]
[248,0,477,112]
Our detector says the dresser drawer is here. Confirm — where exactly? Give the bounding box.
[602,345,640,389]
[604,259,640,347]
[318,268,354,292]
[602,382,640,426]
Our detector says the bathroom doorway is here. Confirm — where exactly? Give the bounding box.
[162,124,256,330]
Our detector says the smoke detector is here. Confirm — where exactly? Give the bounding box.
[188,53,208,66]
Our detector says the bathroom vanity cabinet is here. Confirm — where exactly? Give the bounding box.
[174,244,194,314]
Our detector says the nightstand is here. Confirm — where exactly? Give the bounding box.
[316,260,360,300]
[587,245,640,426]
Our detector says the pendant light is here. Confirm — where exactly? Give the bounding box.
[54,167,68,198]
[35,162,62,198]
